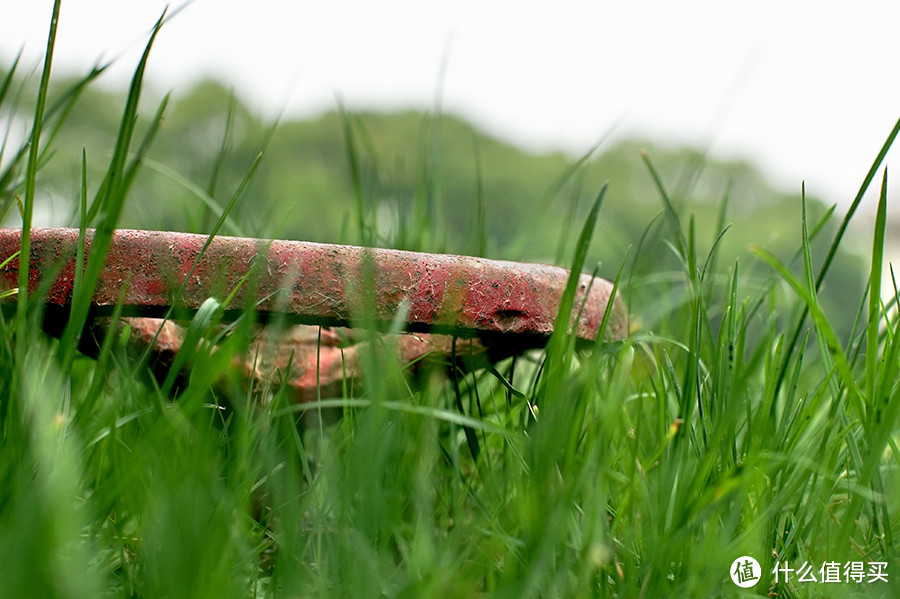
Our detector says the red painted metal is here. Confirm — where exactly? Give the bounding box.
[99,317,498,402]
[0,228,627,345]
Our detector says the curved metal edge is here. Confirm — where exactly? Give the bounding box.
[0,228,628,345]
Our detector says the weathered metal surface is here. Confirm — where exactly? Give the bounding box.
[0,228,628,346]
[92,318,496,402]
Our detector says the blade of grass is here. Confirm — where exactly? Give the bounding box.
[58,10,167,368]
[865,169,887,406]
[0,49,21,110]
[837,168,896,551]
[539,183,607,398]
[703,181,732,285]
[640,149,688,260]
[16,0,61,347]
[36,63,109,169]
[554,175,585,266]
[204,91,237,220]
[469,130,487,257]
[140,157,245,236]
[593,252,628,346]
[506,136,608,259]
[133,151,263,375]
[640,150,712,448]
[161,297,221,396]
[119,92,170,200]
[750,244,866,422]
[797,186,867,504]
[773,117,900,399]
[72,149,88,310]
[0,61,107,212]
[337,100,369,246]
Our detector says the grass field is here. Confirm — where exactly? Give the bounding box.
[2,5,900,598]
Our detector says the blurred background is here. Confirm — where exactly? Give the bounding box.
[2,0,899,331]
[5,0,900,206]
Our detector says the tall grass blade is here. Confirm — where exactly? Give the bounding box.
[16,0,61,344]
[0,49,21,109]
[204,91,237,227]
[866,169,887,406]
[120,92,170,198]
[338,101,369,246]
[541,183,607,395]
[751,244,866,421]
[640,149,688,259]
[133,151,263,375]
[507,130,615,258]
[0,60,107,222]
[141,157,245,236]
[774,116,900,398]
[37,63,109,167]
[58,10,167,368]
[470,131,487,256]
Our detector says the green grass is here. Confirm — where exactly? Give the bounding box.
[2,8,900,599]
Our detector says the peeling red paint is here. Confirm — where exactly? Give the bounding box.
[0,228,628,345]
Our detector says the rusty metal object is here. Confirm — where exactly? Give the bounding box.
[91,318,495,402]
[0,228,627,344]
[0,228,627,399]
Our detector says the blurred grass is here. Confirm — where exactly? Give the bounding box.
[1,8,899,599]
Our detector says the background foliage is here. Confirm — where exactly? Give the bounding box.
[2,74,866,339]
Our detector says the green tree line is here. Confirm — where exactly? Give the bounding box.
[1,73,864,337]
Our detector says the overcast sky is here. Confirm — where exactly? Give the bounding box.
[4,1,900,213]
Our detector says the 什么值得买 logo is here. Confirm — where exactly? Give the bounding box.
[730,556,761,588]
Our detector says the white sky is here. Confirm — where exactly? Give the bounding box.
[4,0,900,212]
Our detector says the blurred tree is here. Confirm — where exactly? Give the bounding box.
[1,73,865,340]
